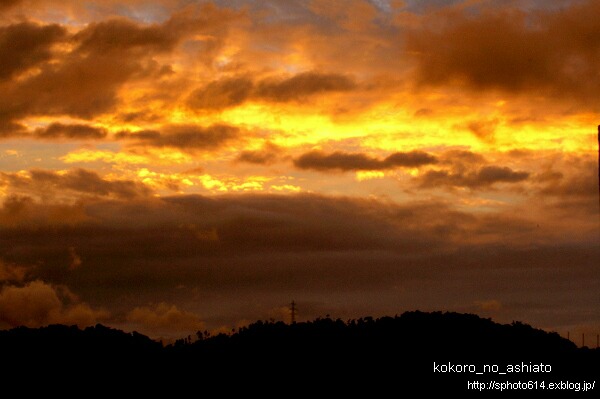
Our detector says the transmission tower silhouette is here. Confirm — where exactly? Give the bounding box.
[290,300,297,324]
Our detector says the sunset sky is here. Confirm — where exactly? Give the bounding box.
[0,0,598,342]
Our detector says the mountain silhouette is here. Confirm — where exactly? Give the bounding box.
[2,311,598,393]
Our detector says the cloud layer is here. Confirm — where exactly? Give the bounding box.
[0,0,597,340]
[294,150,437,171]
[0,190,597,337]
[406,1,600,106]
[188,72,356,111]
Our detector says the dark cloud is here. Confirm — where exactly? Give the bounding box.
[536,159,597,199]
[0,194,463,298]
[407,8,550,91]
[0,19,155,123]
[0,193,596,335]
[115,124,240,150]
[0,120,26,138]
[0,195,88,227]
[0,4,240,126]
[73,3,239,56]
[187,77,253,111]
[236,142,281,165]
[541,177,587,198]
[73,18,178,55]
[0,22,66,81]
[294,150,437,171]
[34,123,107,140]
[384,151,439,167]
[420,165,530,188]
[187,72,356,111]
[117,111,162,124]
[1,168,151,199]
[440,150,487,166]
[295,151,380,171]
[0,193,532,278]
[476,166,530,185]
[418,149,528,189]
[532,156,598,217]
[405,1,600,106]
[255,71,356,101]
[8,52,140,119]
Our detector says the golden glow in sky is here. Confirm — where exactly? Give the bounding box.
[0,0,598,341]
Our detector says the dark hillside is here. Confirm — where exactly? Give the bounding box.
[2,311,597,392]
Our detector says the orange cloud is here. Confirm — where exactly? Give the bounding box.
[1,168,152,200]
[236,142,282,165]
[187,71,356,112]
[419,166,530,189]
[0,2,242,135]
[0,0,597,340]
[126,303,204,339]
[0,280,109,328]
